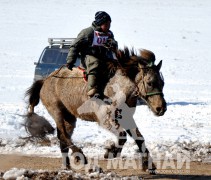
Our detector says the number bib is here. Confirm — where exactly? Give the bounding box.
[92,31,112,46]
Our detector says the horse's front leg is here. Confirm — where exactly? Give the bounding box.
[104,128,127,159]
[99,115,128,159]
[126,126,156,174]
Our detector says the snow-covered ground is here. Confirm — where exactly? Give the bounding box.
[0,0,211,163]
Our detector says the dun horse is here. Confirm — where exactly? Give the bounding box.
[25,48,167,173]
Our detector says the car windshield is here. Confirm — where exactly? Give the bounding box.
[58,52,68,65]
[40,48,68,65]
[40,49,60,64]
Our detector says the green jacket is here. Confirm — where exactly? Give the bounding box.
[66,22,118,67]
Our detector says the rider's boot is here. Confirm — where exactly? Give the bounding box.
[87,74,101,98]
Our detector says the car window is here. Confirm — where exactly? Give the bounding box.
[40,49,60,64]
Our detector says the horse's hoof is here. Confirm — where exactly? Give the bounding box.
[84,157,88,164]
[147,168,157,175]
[87,165,103,174]
[74,155,88,164]
[104,149,119,159]
[104,145,120,159]
[104,151,109,159]
[60,164,71,170]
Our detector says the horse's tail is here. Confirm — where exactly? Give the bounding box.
[24,80,54,138]
[25,79,44,113]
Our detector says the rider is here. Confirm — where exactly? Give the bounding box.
[66,11,118,98]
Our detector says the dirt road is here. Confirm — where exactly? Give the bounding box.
[0,154,211,179]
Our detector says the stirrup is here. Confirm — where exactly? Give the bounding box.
[87,88,98,97]
[93,93,101,99]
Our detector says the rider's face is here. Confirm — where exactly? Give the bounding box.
[100,21,111,33]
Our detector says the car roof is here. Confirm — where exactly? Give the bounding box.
[45,45,70,49]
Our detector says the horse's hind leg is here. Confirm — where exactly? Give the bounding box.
[50,105,87,169]
[57,118,75,169]
[57,125,71,169]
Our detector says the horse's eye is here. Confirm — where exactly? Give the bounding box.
[147,82,153,87]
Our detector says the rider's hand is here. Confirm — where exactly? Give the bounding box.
[66,63,74,70]
[103,39,118,50]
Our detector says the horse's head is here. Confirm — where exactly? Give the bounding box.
[114,47,166,116]
[135,50,167,116]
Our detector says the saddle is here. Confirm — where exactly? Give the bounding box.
[77,66,87,82]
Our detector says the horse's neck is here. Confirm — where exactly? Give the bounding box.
[106,69,136,100]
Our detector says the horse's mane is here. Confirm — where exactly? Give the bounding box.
[106,47,156,80]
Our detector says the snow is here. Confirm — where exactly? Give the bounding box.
[2,168,27,180]
[0,0,211,163]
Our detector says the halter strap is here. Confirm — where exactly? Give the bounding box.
[146,91,163,97]
[135,74,163,98]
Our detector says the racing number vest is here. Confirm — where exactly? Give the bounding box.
[92,31,112,47]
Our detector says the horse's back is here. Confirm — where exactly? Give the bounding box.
[40,68,89,116]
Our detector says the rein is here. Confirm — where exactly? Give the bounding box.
[49,65,84,79]
[135,82,162,98]
[46,52,163,99]
[146,91,163,96]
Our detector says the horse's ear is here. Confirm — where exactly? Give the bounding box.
[156,60,162,71]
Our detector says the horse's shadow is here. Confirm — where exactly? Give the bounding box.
[167,101,205,106]
[137,100,206,106]
[142,174,211,179]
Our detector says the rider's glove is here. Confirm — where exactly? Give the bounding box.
[66,63,74,71]
[103,39,118,50]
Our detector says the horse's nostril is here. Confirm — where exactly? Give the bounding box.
[156,107,162,113]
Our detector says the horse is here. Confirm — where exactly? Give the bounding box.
[24,47,167,173]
